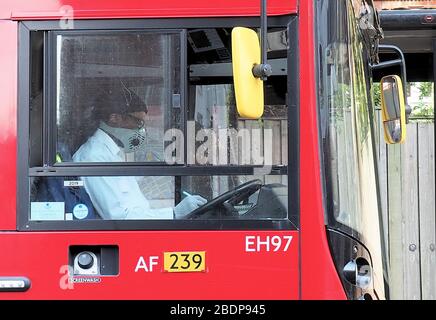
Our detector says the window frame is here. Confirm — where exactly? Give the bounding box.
[49,28,186,168]
[316,0,382,241]
[18,16,299,231]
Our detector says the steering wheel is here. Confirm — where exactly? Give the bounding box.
[184,179,263,219]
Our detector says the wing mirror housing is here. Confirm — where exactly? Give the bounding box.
[380,75,407,144]
[231,27,264,119]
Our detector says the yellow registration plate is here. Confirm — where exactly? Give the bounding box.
[163,251,206,273]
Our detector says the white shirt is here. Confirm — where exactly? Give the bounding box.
[72,128,174,220]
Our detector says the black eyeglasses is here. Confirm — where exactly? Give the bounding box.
[124,113,145,129]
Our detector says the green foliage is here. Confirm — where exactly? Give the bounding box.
[418,82,433,100]
[372,82,381,108]
[412,82,434,119]
[412,101,434,118]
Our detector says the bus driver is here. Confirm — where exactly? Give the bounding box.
[72,84,207,220]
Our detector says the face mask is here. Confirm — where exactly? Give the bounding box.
[99,121,146,153]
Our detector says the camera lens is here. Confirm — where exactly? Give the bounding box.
[77,252,94,269]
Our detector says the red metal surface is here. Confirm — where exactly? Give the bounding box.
[0,0,297,20]
[0,21,17,231]
[0,231,298,299]
[299,0,347,300]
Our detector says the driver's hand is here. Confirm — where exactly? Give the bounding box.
[174,195,207,218]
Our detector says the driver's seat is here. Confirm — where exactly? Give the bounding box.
[32,143,99,220]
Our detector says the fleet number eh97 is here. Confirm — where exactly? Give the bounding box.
[245,235,293,252]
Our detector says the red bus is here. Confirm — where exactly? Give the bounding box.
[0,0,406,300]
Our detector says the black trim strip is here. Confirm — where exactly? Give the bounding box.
[47,31,57,166]
[21,219,296,231]
[29,165,288,176]
[287,16,300,229]
[17,23,31,231]
[21,17,293,31]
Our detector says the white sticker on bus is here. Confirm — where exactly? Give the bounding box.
[30,202,65,221]
[64,180,84,187]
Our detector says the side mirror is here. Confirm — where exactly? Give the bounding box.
[231,27,264,119]
[371,44,412,123]
[380,75,407,144]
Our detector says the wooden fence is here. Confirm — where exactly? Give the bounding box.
[376,111,435,300]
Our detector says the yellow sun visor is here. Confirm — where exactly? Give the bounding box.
[231,27,264,119]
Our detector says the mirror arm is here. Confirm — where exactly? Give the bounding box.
[252,63,272,79]
[261,0,267,67]
[371,59,402,70]
[252,0,272,80]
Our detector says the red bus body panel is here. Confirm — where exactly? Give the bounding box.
[0,231,298,299]
[298,1,347,300]
[1,0,297,20]
[0,0,348,299]
[0,20,17,231]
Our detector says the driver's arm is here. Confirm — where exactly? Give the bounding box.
[82,175,174,220]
